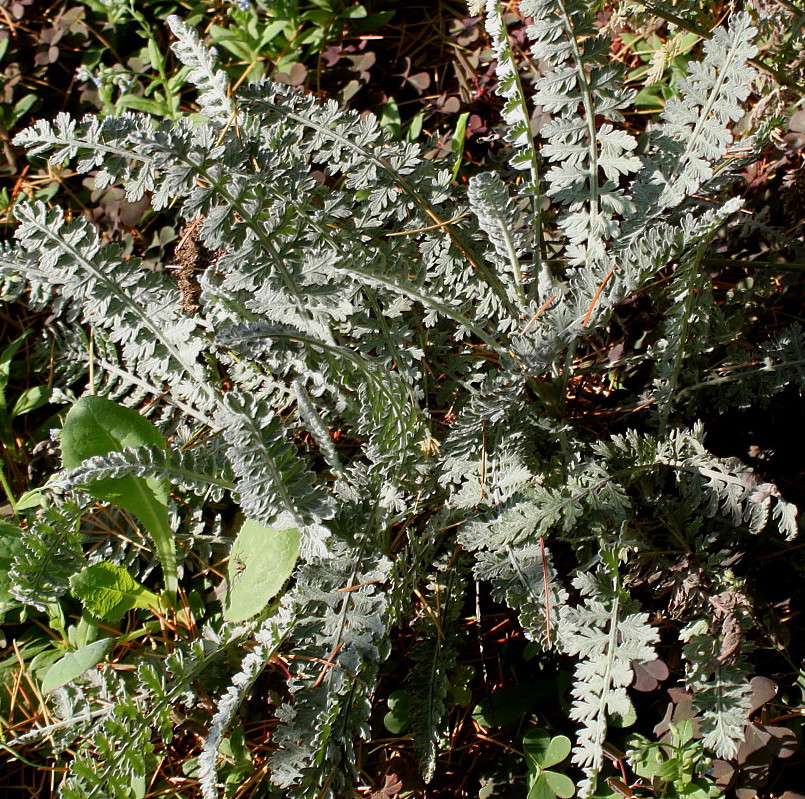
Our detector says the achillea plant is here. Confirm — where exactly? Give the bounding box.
[0,2,801,797]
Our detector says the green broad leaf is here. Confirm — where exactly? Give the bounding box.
[609,700,637,728]
[115,95,172,115]
[259,20,287,47]
[11,93,38,126]
[221,723,254,787]
[451,111,470,180]
[300,9,331,26]
[40,638,114,694]
[450,684,473,707]
[353,9,394,31]
[527,775,559,799]
[29,646,67,682]
[378,98,401,138]
[524,731,571,769]
[129,772,146,799]
[633,86,665,111]
[68,614,99,650]
[207,25,255,61]
[344,4,367,19]
[655,757,682,782]
[405,110,425,142]
[70,562,161,621]
[383,690,410,734]
[544,771,575,799]
[672,718,695,745]
[61,396,177,595]
[14,486,46,510]
[631,745,664,780]
[222,519,300,622]
[146,37,163,72]
[11,384,50,418]
[473,679,557,728]
[681,781,718,799]
[0,519,22,546]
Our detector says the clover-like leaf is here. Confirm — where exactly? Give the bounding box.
[527,772,576,799]
[525,730,574,799]
[524,729,571,769]
[383,690,411,735]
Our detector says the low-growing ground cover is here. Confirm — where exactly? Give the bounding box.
[1,1,805,798]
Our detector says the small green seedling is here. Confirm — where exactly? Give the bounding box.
[627,720,719,798]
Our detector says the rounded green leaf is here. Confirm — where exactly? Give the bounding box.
[544,770,576,799]
[451,684,473,707]
[69,562,161,621]
[527,775,558,799]
[383,690,410,734]
[61,396,176,594]
[474,680,555,728]
[40,638,114,694]
[524,729,553,766]
[222,519,300,622]
[609,700,637,728]
[542,735,572,769]
[61,395,169,502]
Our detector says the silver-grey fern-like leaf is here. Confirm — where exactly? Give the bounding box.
[521,0,641,264]
[480,0,541,200]
[405,555,467,781]
[65,444,235,503]
[10,498,85,610]
[467,172,528,306]
[681,617,753,759]
[474,541,567,647]
[12,202,214,412]
[557,563,658,797]
[167,15,233,123]
[199,614,292,799]
[217,392,333,559]
[633,12,758,212]
[268,544,393,798]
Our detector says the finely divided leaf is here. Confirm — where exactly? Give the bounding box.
[167,15,233,123]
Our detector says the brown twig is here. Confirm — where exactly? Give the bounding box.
[582,264,617,327]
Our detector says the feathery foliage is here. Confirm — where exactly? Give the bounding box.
[2,3,801,797]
